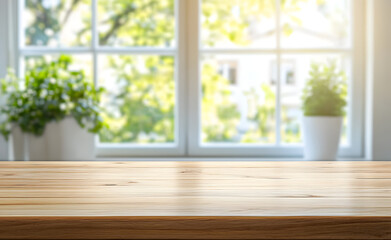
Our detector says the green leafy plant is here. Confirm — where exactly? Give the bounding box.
[302,61,347,117]
[0,55,105,140]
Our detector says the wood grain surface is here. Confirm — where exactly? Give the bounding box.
[0,161,391,239]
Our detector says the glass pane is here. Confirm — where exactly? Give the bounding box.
[98,55,176,144]
[280,54,350,145]
[98,0,175,47]
[24,55,93,80]
[281,0,351,48]
[201,0,276,48]
[24,0,91,47]
[201,55,276,144]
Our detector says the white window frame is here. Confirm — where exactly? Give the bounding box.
[0,0,11,160]
[17,0,187,157]
[15,0,365,158]
[187,0,365,158]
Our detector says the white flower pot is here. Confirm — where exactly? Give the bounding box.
[302,116,343,160]
[10,118,95,161]
[0,136,8,160]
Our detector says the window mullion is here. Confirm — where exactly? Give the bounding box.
[176,0,187,155]
[92,0,98,87]
[200,48,352,54]
[17,0,24,52]
[17,0,24,78]
[92,0,100,148]
[276,0,282,146]
[187,0,200,156]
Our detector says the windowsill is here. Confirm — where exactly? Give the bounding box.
[94,157,369,162]
[2,157,370,161]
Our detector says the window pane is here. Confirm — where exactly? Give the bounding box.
[98,55,176,144]
[201,55,276,144]
[24,0,91,47]
[280,54,350,145]
[98,0,175,47]
[281,0,351,48]
[24,55,93,80]
[201,0,276,48]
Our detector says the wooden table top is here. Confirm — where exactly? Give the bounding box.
[1,161,391,239]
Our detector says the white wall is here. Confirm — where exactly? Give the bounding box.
[0,0,9,160]
[367,0,391,160]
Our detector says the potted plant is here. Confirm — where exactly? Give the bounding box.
[301,61,347,160]
[0,55,105,160]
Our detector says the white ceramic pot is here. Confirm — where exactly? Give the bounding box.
[303,116,343,160]
[0,97,7,160]
[10,118,95,161]
[0,136,8,160]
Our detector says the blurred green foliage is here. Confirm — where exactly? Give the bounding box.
[202,0,311,47]
[201,64,241,142]
[98,0,175,47]
[99,56,175,143]
[242,85,276,143]
[302,61,347,116]
[25,0,92,46]
[0,55,105,140]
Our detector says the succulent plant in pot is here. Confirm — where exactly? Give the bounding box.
[0,55,105,160]
[301,60,347,160]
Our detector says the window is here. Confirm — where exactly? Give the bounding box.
[17,0,364,158]
[20,0,183,156]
